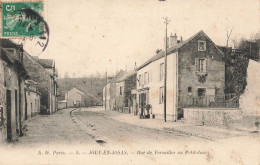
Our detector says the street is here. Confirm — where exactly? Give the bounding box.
[0,107,259,165]
[15,107,204,147]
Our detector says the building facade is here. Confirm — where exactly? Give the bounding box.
[115,71,137,113]
[22,52,58,115]
[0,44,29,142]
[65,87,85,107]
[24,80,41,120]
[103,82,110,110]
[136,30,225,121]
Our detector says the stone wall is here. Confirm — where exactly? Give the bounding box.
[178,32,225,107]
[58,101,66,110]
[0,60,7,142]
[184,108,242,129]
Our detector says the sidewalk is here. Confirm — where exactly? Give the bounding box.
[98,109,253,141]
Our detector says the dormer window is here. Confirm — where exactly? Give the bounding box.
[198,41,206,51]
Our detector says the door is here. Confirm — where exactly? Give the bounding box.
[15,90,18,134]
[25,92,27,120]
[197,88,206,106]
[6,90,12,141]
[140,93,146,116]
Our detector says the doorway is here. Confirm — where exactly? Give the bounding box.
[6,90,12,141]
[197,88,206,106]
[139,93,146,116]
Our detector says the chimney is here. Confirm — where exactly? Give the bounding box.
[17,45,23,63]
[169,33,178,48]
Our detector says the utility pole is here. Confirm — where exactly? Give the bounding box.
[105,69,107,110]
[163,17,170,122]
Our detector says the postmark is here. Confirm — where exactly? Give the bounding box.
[1,1,44,37]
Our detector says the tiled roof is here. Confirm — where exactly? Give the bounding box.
[116,70,136,83]
[137,30,223,70]
[34,58,54,68]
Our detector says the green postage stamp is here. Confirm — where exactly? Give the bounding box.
[1,1,44,37]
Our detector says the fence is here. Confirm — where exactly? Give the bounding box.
[181,94,239,108]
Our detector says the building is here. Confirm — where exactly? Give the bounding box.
[0,43,29,142]
[102,70,125,110]
[33,57,58,114]
[22,51,58,115]
[103,82,111,110]
[115,70,137,113]
[24,80,41,120]
[136,30,225,121]
[65,87,85,107]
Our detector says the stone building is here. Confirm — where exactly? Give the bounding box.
[102,70,125,110]
[24,80,41,120]
[22,51,58,115]
[115,70,137,113]
[136,30,225,121]
[0,43,29,142]
[109,70,125,110]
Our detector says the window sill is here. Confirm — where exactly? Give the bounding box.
[196,71,208,76]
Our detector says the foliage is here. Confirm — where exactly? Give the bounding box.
[57,77,106,106]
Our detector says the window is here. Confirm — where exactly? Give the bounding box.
[198,41,206,51]
[144,72,148,84]
[195,58,208,72]
[198,88,206,97]
[188,87,192,93]
[160,63,164,81]
[120,86,123,95]
[159,87,164,104]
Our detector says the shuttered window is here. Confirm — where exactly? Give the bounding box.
[195,58,208,72]
[160,63,164,81]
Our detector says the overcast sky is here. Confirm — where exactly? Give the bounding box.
[22,0,260,78]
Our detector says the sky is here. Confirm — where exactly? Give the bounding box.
[21,0,260,78]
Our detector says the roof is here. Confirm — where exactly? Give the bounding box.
[23,51,54,78]
[116,70,136,83]
[33,57,54,68]
[0,39,21,48]
[0,46,30,79]
[68,87,85,96]
[137,30,224,70]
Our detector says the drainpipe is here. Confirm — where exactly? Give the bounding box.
[18,45,23,136]
[18,76,23,136]
[174,50,179,122]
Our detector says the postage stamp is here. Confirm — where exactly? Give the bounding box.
[1,1,44,37]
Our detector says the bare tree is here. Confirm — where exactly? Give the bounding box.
[226,27,233,47]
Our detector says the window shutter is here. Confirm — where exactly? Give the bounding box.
[195,58,199,71]
[206,59,209,71]
[149,70,152,82]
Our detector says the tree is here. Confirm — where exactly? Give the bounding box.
[226,27,233,47]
